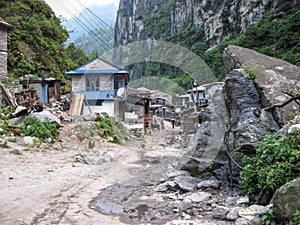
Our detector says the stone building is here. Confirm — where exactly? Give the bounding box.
[0,20,13,79]
[0,20,14,106]
[65,57,130,116]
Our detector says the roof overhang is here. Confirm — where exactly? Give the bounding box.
[65,70,129,75]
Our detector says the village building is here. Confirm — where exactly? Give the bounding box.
[0,20,15,107]
[65,57,130,117]
[178,85,207,110]
[177,85,209,134]
[19,76,66,106]
[0,20,13,80]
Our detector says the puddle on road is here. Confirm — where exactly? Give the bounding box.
[89,155,182,224]
[90,184,177,224]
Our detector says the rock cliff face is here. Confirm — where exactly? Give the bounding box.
[223,45,300,125]
[115,0,300,48]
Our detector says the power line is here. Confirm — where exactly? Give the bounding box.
[74,0,115,34]
[79,8,114,42]
[68,0,114,41]
[52,0,112,48]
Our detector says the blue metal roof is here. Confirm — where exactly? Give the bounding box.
[65,70,129,75]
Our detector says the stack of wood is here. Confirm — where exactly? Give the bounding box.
[0,81,18,108]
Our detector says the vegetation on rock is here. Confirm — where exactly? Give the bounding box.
[240,131,300,202]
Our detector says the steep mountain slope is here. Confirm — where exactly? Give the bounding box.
[1,0,87,79]
[114,0,300,87]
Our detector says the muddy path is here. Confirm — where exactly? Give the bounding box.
[0,121,234,225]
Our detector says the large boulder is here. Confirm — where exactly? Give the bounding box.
[180,83,227,175]
[223,45,300,125]
[223,69,279,153]
[272,177,300,223]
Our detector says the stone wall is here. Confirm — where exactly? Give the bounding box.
[0,25,8,80]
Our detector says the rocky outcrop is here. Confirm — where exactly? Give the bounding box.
[223,45,300,125]
[223,69,280,153]
[273,0,300,17]
[180,82,227,175]
[181,46,299,177]
[272,177,300,223]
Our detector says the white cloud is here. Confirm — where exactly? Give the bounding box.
[45,0,119,19]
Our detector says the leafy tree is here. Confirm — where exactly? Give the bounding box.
[1,0,87,80]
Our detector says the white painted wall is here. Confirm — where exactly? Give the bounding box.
[83,101,115,116]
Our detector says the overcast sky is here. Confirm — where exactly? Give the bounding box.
[44,0,120,19]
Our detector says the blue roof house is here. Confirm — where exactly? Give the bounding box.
[65,57,129,116]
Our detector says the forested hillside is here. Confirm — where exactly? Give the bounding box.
[0,0,88,81]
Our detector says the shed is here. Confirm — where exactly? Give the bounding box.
[21,78,65,104]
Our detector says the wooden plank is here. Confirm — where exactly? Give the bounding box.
[0,81,18,108]
[68,95,76,115]
[77,94,84,115]
[69,94,84,115]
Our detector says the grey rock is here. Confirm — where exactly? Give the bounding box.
[166,170,188,179]
[224,45,300,125]
[32,110,61,127]
[272,177,300,223]
[179,198,193,211]
[180,83,227,176]
[185,191,212,203]
[154,181,177,192]
[235,217,251,225]
[83,114,97,121]
[223,69,279,153]
[236,196,250,206]
[154,182,169,192]
[174,175,198,192]
[226,207,242,221]
[102,151,115,162]
[226,196,240,206]
[212,205,230,220]
[9,149,22,155]
[83,155,100,165]
[197,180,221,189]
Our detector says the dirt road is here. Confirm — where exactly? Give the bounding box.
[0,121,231,225]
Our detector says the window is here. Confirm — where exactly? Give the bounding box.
[86,75,100,91]
[114,75,124,90]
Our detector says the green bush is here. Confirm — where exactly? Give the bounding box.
[93,116,126,144]
[20,116,59,140]
[287,210,300,225]
[0,107,13,135]
[261,209,275,225]
[240,132,300,200]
